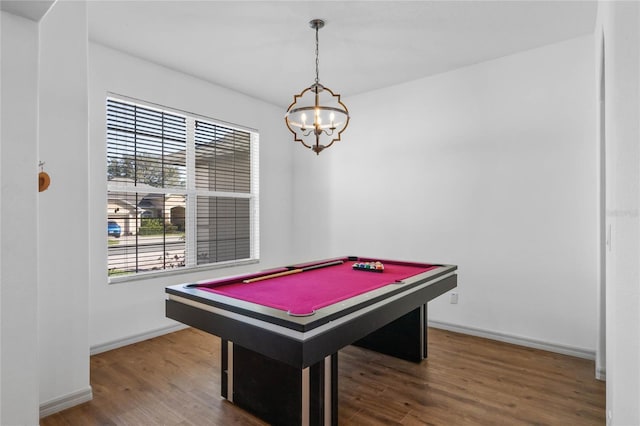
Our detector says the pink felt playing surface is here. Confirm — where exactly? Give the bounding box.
[199,260,437,316]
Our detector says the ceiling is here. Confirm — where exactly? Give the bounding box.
[85,1,594,108]
[0,0,55,21]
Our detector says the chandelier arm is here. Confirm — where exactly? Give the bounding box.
[314,86,320,131]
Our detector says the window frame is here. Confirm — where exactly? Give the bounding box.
[106,95,260,283]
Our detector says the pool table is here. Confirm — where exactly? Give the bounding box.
[165,256,457,426]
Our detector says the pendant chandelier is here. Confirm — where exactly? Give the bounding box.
[285,19,350,155]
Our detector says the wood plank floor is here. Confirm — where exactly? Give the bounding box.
[41,327,605,425]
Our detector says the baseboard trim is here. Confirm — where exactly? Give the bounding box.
[428,320,596,360]
[40,325,189,418]
[596,367,606,381]
[40,387,93,418]
[90,323,189,355]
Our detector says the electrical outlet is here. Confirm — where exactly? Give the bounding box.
[450,292,458,304]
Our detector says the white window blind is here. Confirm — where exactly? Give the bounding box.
[107,97,259,279]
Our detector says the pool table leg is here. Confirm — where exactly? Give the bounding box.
[221,339,338,426]
[353,304,428,362]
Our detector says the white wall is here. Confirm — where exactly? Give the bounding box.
[599,2,640,425]
[594,13,606,383]
[38,0,92,413]
[0,11,40,426]
[325,35,598,354]
[291,147,333,260]
[88,43,294,349]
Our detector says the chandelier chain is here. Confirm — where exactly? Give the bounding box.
[315,24,320,84]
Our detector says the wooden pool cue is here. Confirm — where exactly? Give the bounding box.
[242,260,344,284]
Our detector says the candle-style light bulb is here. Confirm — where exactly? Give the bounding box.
[301,113,307,129]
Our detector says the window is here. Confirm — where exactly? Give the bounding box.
[107,97,259,279]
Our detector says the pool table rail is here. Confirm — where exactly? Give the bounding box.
[166,259,456,333]
[166,263,456,369]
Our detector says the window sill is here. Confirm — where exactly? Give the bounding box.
[108,258,260,285]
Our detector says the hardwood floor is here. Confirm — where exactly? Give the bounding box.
[41,327,605,425]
